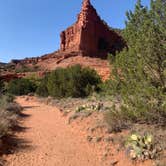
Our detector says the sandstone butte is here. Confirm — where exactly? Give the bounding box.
[1,0,125,81]
[60,0,125,57]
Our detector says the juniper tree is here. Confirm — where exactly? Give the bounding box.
[108,0,166,126]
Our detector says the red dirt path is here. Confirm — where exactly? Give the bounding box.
[5,97,153,166]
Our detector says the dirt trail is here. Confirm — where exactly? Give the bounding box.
[6,97,102,166]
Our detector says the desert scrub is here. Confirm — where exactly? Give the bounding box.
[15,64,39,73]
[75,102,104,113]
[0,109,18,138]
[37,65,101,98]
[125,133,161,161]
[0,95,22,138]
[104,107,129,132]
[0,94,15,108]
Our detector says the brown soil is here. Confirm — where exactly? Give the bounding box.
[4,96,154,166]
[37,55,111,81]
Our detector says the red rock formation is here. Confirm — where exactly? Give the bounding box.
[60,0,125,57]
[5,0,126,81]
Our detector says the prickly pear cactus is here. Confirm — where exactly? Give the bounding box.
[75,102,103,113]
[125,133,159,160]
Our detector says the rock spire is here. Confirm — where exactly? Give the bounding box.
[60,0,125,57]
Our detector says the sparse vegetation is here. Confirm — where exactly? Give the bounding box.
[15,65,39,73]
[0,94,22,139]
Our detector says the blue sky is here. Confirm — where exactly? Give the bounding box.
[0,0,150,63]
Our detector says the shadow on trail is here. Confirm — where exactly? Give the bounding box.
[12,124,30,133]
[0,135,34,155]
[0,112,33,156]
[19,112,31,119]
[0,107,34,165]
[10,107,31,134]
[23,106,39,109]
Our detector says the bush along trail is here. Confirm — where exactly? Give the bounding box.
[0,94,22,166]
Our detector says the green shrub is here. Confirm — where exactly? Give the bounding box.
[7,78,37,95]
[37,65,101,98]
[104,0,166,129]
[99,79,114,96]
[36,77,49,97]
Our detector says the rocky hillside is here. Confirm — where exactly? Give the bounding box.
[4,51,111,81]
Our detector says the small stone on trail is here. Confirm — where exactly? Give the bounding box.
[87,136,93,142]
[110,160,119,166]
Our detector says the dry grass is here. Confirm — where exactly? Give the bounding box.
[0,109,18,138]
[0,95,22,164]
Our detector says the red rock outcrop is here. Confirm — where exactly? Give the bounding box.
[60,0,125,57]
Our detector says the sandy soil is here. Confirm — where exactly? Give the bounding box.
[5,97,103,166]
[5,96,154,166]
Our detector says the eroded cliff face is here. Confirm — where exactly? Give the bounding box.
[60,0,125,57]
